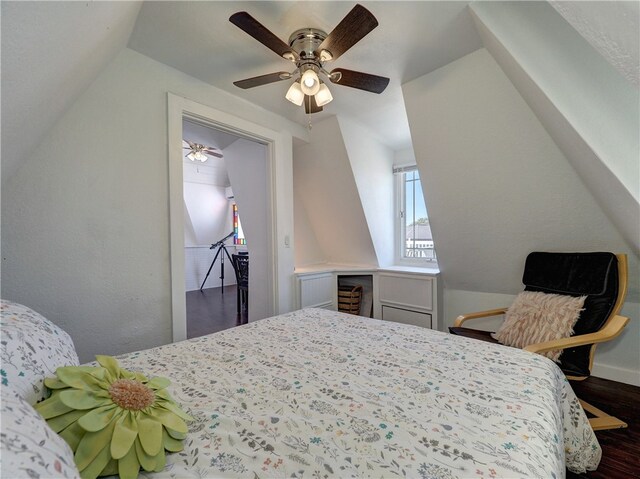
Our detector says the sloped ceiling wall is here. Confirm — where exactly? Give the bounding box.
[293,183,326,267]
[550,1,640,87]
[403,48,639,302]
[470,1,639,254]
[338,117,396,267]
[0,1,142,184]
[293,117,378,267]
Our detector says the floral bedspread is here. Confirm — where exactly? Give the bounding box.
[111,308,600,478]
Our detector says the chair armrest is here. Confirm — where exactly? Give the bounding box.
[524,315,630,354]
[453,307,508,327]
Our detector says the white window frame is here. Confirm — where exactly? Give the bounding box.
[393,165,437,266]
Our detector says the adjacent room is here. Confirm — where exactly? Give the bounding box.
[2,2,638,479]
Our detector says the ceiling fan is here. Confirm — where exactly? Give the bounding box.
[183,140,223,162]
[229,4,390,114]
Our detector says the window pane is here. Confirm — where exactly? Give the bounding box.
[403,171,436,262]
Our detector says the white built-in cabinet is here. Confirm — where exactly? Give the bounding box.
[296,272,334,309]
[295,266,441,331]
[376,271,439,330]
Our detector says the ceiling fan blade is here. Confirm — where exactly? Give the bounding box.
[204,150,224,158]
[330,68,389,94]
[304,95,323,114]
[229,12,297,61]
[316,4,378,62]
[233,71,291,89]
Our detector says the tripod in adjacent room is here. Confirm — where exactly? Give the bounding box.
[199,232,235,292]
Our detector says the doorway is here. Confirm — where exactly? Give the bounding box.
[182,119,252,337]
[168,94,294,343]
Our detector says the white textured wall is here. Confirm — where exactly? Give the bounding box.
[403,48,639,382]
[182,181,234,292]
[1,48,302,362]
[404,48,638,299]
[470,1,639,254]
[293,184,326,267]
[338,117,396,267]
[394,148,416,167]
[293,117,378,267]
[550,1,640,87]
[1,1,142,183]
[183,183,231,246]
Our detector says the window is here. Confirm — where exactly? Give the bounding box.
[232,203,246,245]
[395,167,437,263]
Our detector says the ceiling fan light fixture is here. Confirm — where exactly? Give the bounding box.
[300,69,320,95]
[315,83,333,107]
[285,82,304,106]
[186,146,209,162]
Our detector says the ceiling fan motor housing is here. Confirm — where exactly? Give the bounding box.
[288,28,328,63]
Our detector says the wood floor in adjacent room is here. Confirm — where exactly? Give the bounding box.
[567,377,640,478]
[186,293,638,477]
[186,285,247,339]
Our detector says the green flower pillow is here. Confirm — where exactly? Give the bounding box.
[35,355,192,479]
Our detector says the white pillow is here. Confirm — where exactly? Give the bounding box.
[491,291,586,362]
[1,300,79,404]
[0,386,81,478]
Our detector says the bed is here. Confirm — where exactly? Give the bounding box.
[1,301,601,478]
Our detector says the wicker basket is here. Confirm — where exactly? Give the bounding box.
[337,285,363,315]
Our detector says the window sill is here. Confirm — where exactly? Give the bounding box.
[382,265,440,275]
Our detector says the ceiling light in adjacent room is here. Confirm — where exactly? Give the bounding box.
[183,141,223,162]
[187,151,208,162]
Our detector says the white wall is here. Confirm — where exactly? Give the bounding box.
[293,116,378,267]
[223,138,272,322]
[182,181,235,292]
[394,148,416,167]
[183,183,231,246]
[1,1,142,184]
[403,48,639,300]
[1,48,303,362]
[293,184,326,267]
[470,2,640,253]
[338,117,396,267]
[404,48,639,383]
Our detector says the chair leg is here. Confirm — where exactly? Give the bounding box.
[579,399,628,431]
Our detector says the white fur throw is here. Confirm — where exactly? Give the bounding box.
[492,291,586,362]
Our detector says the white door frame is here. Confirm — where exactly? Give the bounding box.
[167,93,281,342]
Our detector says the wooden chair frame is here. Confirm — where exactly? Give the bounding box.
[453,254,630,431]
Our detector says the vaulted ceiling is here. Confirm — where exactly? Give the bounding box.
[2,1,638,191]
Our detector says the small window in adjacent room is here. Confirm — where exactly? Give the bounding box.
[394,166,437,264]
[232,203,246,245]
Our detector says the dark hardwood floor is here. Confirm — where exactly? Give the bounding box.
[186,285,247,339]
[567,377,640,478]
[186,295,638,477]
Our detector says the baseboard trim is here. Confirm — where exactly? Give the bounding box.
[591,362,640,386]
